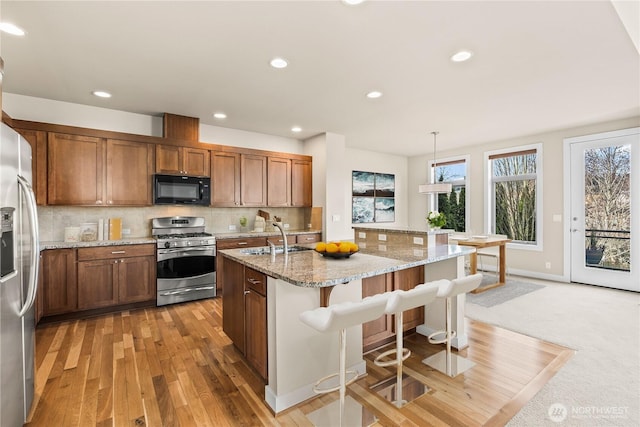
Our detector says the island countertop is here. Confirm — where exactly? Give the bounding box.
[219,243,475,288]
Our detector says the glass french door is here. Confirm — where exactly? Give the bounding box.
[568,127,639,292]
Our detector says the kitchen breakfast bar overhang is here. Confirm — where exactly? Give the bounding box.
[220,230,475,414]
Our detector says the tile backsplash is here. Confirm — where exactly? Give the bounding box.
[38,206,311,241]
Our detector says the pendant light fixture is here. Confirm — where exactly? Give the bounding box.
[418,131,453,194]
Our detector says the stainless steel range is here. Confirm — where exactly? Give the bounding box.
[152,216,216,306]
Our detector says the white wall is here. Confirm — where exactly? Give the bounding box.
[346,147,409,229]
[3,93,304,153]
[408,115,640,280]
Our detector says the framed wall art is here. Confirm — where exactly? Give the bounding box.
[352,171,395,223]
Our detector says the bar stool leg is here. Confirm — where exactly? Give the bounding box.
[423,296,475,377]
[394,312,404,407]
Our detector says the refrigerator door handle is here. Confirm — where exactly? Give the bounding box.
[17,175,40,317]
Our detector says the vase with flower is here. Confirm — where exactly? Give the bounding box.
[426,211,446,230]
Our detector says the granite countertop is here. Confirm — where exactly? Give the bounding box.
[220,243,475,288]
[215,229,321,240]
[40,238,156,250]
[352,225,450,235]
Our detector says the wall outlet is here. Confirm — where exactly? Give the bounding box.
[552,214,562,222]
[283,223,289,229]
[413,236,424,245]
[545,261,551,269]
[378,234,387,241]
[228,225,237,231]
[122,228,131,235]
[332,214,341,222]
[378,244,387,251]
[358,232,366,239]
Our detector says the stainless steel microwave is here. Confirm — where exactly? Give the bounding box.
[153,174,211,206]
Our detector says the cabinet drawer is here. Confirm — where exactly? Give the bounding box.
[246,268,267,296]
[77,244,155,261]
[266,235,296,246]
[217,237,267,250]
[296,233,321,243]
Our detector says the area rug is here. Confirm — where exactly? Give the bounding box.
[466,278,544,307]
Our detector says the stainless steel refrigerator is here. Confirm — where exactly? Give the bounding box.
[0,122,39,426]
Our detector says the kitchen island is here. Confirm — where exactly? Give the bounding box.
[219,241,475,413]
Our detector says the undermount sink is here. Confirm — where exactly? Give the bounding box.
[240,245,313,255]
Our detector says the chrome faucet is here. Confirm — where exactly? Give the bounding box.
[273,222,288,255]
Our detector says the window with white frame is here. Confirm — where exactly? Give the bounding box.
[486,144,542,249]
[429,156,469,232]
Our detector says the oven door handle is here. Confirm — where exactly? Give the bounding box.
[159,286,215,296]
[160,247,215,254]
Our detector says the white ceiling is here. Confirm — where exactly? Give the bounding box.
[1,1,638,156]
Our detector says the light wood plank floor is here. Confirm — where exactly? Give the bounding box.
[26,298,573,426]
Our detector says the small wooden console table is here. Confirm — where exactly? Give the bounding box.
[455,236,511,293]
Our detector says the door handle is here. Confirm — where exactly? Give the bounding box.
[17,175,40,317]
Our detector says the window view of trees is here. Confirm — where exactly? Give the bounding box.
[490,149,538,244]
[434,160,466,232]
[584,145,630,271]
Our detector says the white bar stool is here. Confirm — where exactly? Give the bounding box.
[371,281,444,407]
[423,273,483,377]
[299,294,389,426]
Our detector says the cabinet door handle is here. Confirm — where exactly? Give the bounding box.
[244,290,250,295]
[96,200,103,204]
[111,250,126,254]
[237,242,248,246]
[247,278,262,285]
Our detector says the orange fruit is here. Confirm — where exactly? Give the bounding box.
[325,243,339,253]
[350,243,359,253]
[315,242,326,252]
[339,244,351,253]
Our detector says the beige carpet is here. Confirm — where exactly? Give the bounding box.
[465,277,639,426]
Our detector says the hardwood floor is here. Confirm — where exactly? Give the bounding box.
[27,298,573,426]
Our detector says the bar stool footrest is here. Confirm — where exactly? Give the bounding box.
[373,348,411,367]
[428,330,456,345]
[312,370,359,394]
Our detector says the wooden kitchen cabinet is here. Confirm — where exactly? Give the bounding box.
[240,153,267,206]
[47,132,105,205]
[267,157,291,206]
[291,159,312,207]
[106,139,154,205]
[77,244,155,310]
[266,235,296,246]
[15,128,47,205]
[222,257,246,354]
[393,266,425,330]
[216,237,267,294]
[296,233,322,244]
[41,249,78,316]
[156,144,210,176]
[362,273,394,351]
[48,132,153,206]
[211,151,240,206]
[245,267,268,380]
[361,265,425,351]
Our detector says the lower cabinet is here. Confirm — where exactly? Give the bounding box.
[245,267,268,381]
[362,265,425,351]
[77,244,156,310]
[295,233,321,244]
[221,257,268,381]
[41,248,78,316]
[216,237,267,295]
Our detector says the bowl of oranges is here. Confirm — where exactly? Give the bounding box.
[314,241,359,259]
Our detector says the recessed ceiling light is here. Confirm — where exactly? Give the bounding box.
[366,91,382,99]
[451,50,473,62]
[0,22,25,36]
[213,112,227,119]
[270,57,288,69]
[342,0,366,5]
[291,126,302,133]
[92,90,112,98]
